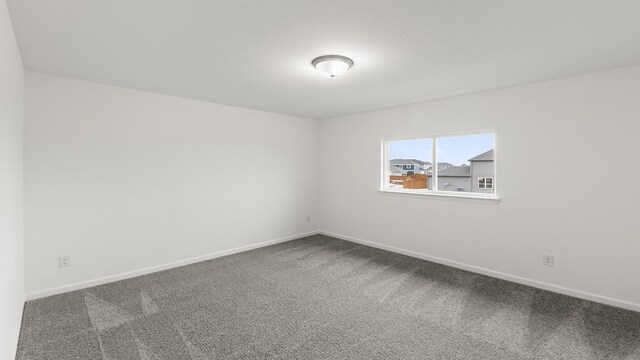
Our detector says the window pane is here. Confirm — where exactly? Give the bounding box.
[388,139,432,190]
[486,178,493,188]
[436,134,495,193]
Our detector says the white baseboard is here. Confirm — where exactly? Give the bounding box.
[12,296,25,359]
[25,231,319,301]
[319,230,640,313]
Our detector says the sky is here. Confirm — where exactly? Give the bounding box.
[389,133,494,166]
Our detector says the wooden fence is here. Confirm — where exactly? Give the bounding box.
[390,174,428,189]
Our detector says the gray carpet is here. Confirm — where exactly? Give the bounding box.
[16,235,640,359]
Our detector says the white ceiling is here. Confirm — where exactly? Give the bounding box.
[7,0,640,119]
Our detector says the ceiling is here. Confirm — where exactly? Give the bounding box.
[7,0,640,119]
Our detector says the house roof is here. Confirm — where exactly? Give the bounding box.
[388,165,406,174]
[390,159,421,166]
[437,162,455,169]
[408,159,431,166]
[468,149,494,162]
[430,165,471,177]
[389,159,432,167]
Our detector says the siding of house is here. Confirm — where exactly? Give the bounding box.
[470,161,495,193]
[437,176,471,192]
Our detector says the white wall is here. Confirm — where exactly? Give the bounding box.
[19,46,640,316]
[0,0,24,357]
[320,65,640,310]
[24,73,319,296]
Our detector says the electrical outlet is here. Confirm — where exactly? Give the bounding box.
[542,254,554,267]
[306,215,311,223]
[59,256,71,268]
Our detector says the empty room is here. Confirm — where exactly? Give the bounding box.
[2,1,640,359]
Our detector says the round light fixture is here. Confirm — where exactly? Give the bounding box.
[311,55,354,78]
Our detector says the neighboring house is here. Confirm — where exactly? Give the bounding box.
[469,149,494,193]
[408,159,432,169]
[429,165,471,191]
[389,159,429,175]
[423,149,494,193]
[388,165,407,176]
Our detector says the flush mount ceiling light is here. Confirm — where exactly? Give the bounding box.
[312,55,354,78]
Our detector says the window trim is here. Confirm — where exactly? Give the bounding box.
[380,131,498,201]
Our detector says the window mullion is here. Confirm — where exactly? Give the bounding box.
[432,137,437,191]
[382,140,388,190]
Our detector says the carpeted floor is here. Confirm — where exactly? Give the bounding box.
[16,235,640,359]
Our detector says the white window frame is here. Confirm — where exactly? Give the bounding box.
[380,131,498,201]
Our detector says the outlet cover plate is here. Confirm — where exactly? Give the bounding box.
[59,256,71,268]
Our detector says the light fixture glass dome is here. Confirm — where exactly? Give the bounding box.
[312,55,354,77]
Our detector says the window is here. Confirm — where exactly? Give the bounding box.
[386,138,432,190]
[478,177,493,189]
[382,132,496,198]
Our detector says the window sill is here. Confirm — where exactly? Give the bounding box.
[378,189,500,204]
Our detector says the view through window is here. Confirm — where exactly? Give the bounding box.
[387,138,433,190]
[385,133,495,195]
